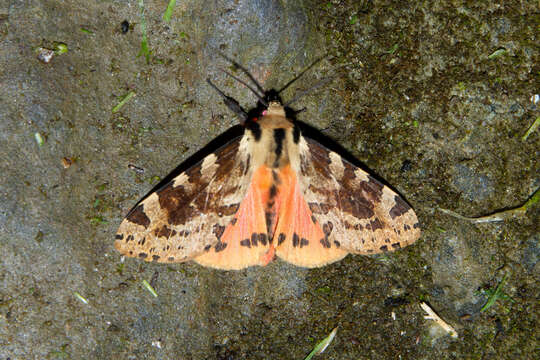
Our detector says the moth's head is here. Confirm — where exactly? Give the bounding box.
[244,90,293,125]
[263,101,286,117]
[264,89,281,103]
[244,97,295,137]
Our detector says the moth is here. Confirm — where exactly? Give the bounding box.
[115,73,420,270]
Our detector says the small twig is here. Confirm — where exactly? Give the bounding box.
[420,302,458,338]
[438,207,522,223]
[128,163,145,173]
[438,187,539,223]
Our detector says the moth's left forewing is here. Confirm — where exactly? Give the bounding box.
[115,136,253,263]
[294,136,420,254]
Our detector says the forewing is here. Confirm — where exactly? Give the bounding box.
[296,137,421,254]
[115,136,252,263]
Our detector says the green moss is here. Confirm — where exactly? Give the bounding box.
[478,273,515,313]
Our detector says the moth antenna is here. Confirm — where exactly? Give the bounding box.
[206,78,248,123]
[210,47,267,96]
[284,76,334,107]
[277,55,328,94]
[219,68,268,106]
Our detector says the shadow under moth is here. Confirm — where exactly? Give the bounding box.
[115,68,420,270]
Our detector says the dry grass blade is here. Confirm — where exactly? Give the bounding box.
[303,327,338,360]
[420,302,458,338]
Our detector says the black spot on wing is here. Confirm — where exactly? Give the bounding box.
[389,195,412,219]
[258,233,268,246]
[369,218,383,231]
[323,221,333,236]
[240,239,250,248]
[251,233,259,247]
[215,242,227,252]
[154,225,176,238]
[126,204,151,228]
[320,238,331,248]
[213,224,226,240]
[292,233,300,247]
[178,230,191,237]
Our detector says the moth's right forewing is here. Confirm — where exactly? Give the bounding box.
[295,137,421,255]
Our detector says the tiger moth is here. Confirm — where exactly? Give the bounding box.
[115,73,420,270]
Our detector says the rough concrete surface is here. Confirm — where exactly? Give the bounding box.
[0,0,538,359]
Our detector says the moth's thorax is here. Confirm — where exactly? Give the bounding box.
[247,104,299,170]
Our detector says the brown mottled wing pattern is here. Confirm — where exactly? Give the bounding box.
[296,137,420,254]
[115,136,252,263]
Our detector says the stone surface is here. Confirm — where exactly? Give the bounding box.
[0,0,538,359]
